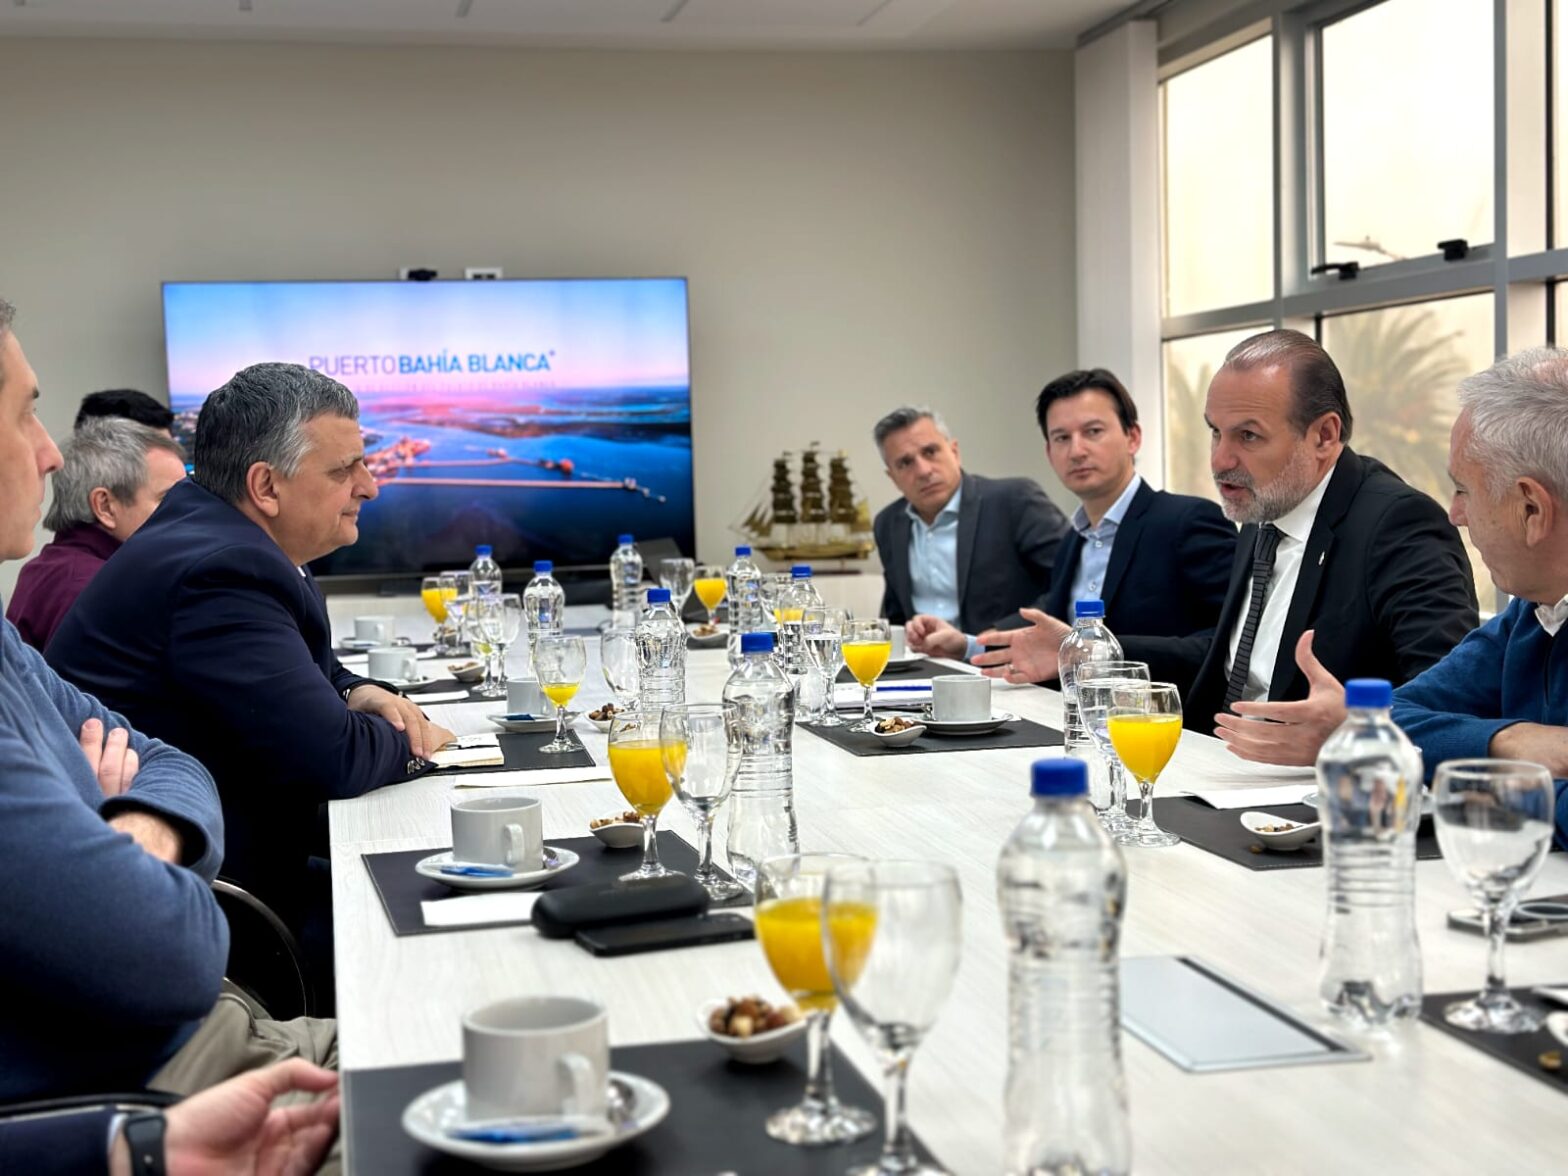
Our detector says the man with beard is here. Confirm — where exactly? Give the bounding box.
[974,329,1477,766]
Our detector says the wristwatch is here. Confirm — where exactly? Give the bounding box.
[123,1112,167,1176]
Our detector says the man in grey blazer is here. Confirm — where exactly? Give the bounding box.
[872,407,1068,656]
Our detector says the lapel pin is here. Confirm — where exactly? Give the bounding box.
[1318,552,1325,567]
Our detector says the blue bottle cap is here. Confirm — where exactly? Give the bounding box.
[1031,758,1088,797]
[735,545,752,556]
[1344,679,1393,709]
[791,564,811,578]
[533,560,553,574]
[618,534,635,545]
[740,631,775,653]
[646,587,671,605]
[475,545,493,557]
[1073,599,1105,620]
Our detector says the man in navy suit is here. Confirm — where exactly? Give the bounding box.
[912,369,1235,688]
[48,363,453,978]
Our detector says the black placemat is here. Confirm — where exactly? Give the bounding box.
[836,656,950,682]
[1419,986,1568,1095]
[801,717,1062,757]
[343,1039,940,1175]
[363,834,747,937]
[428,732,594,775]
[1148,799,1442,871]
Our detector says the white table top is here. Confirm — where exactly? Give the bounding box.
[327,598,1568,1174]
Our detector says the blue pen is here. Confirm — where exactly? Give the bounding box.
[439,865,515,878]
[874,685,930,692]
[449,1124,582,1144]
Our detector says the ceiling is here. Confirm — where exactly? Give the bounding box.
[0,0,1135,51]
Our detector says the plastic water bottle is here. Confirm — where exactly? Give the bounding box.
[999,758,1130,1176]
[725,545,764,668]
[1315,678,1424,1030]
[723,631,799,890]
[469,544,503,600]
[1057,601,1123,810]
[522,560,565,665]
[635,586,687,709]
[609,533,643,626]
[777,564,822,674]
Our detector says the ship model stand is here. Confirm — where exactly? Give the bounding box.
[735,443,874,565]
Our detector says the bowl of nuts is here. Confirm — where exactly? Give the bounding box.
[588,810,643,850]
[583,702,620,734]
[445,661,486,684]
[1239,810,1321,852]
[871,715,927,747]
[698,995,807,1064]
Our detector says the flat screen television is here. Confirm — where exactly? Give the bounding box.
[162,278,693,579]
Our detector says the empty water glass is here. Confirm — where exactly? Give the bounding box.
[659,557,696,618]
[600,627,639,713]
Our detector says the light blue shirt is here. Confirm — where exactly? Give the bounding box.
[1067,473,1143,608]
[906,488,984,660]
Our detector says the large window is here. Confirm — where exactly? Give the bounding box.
[1162,36,1274,314]
[1321,0,1493,268]
[1158,0,1563,611]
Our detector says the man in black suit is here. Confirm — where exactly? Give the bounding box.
[48,363,453,977]
[977,331,1477,766]
[914,369,1235,687]
[871,406,1067,657]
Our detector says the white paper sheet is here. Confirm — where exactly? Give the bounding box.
[421,891,540,928]
[338,650,439,666]
[832,681,933,710]
[1186,784,1318,810]
[408,690,471,704]
[451,766,614,788]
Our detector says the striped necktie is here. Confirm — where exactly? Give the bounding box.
[1223,523,1282,710]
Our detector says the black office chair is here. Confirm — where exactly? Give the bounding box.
[212,879,316,1021]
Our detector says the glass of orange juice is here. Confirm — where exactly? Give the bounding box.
[842,618,892,731]
[1106,681,1183,848]
[533,634,586,754]
[754,853,875,1146]
[692,564,727,629]
[609,711,679,881]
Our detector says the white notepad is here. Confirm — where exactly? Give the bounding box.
[421,891,541,928]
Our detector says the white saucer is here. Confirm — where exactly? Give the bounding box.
[919,709,1017,736]
[402,1072,670,1172]
[488,712,578,734]
[415,847,580,892]
[387,674,443,690]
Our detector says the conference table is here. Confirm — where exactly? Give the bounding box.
[327,598,1568,1174]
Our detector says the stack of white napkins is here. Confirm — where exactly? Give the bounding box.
[421,891,541,928]
[453,766,612,788]
[1186,783,1317,810]
[405,690,471,704]
[831,681,933,711]
[431,734,505,769]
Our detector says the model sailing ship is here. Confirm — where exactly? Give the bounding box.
[735,443,875,563]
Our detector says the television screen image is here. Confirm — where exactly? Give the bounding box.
[162,278,693,578]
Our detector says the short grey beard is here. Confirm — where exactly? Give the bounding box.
[1215,445,1319,524]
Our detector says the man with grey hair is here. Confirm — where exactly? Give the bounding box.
[871,405,1067,652]
[6,418,187,650]
[49,362,453,990]
[1393,347,1568,847]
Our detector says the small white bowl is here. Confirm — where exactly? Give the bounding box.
[589,819,643,850]
[697,998,808,1065]
[582,712,617,734]
[686,624,727,649]
[1240,810,1321,852]
[871,722,927,748]
[445,661,485,684]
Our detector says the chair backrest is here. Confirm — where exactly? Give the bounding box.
[211,878,315,1020]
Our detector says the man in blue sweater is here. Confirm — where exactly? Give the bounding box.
[1391,347,1568,846]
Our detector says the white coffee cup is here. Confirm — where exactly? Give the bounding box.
[889,624,907,659]
[507,677,548,716]
[367,646,418,681]
[932,674,991,722]
[354,614,395,643]
[463,996,609,1122]
[451,794,543,871]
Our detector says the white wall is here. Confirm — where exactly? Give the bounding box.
[0,38,1078,594]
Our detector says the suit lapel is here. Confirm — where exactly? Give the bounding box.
[1268,450,1363,699]
[954,473,980,612]
[1048,530,1084,619]
[887,512,916,618]
[1100,480,1154,609]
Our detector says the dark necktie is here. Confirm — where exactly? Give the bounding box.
[1223,523,1282,711]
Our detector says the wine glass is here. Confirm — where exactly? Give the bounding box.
[472,593,522,698]
[1074,660,1151,836]
[760,572,793,624]
[659,557,696,620]
[692,564,727,630]
[660,703,741,900]
[420,575,449,652]
[599,627,639,714]
[609,712,678,881]
[802,606,848,726]
[1433,758,1556,1033]
[440,570,472,654]
[842,618,892,731]
[824,859,961,1176]
[1105,681,1183,848]
[532,634,586,754]
[754,853,875,1146]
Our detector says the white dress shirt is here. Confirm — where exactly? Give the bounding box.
[1068,473,1143,605]
[1225,464,1336,702]
[1537,594,1568,636]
